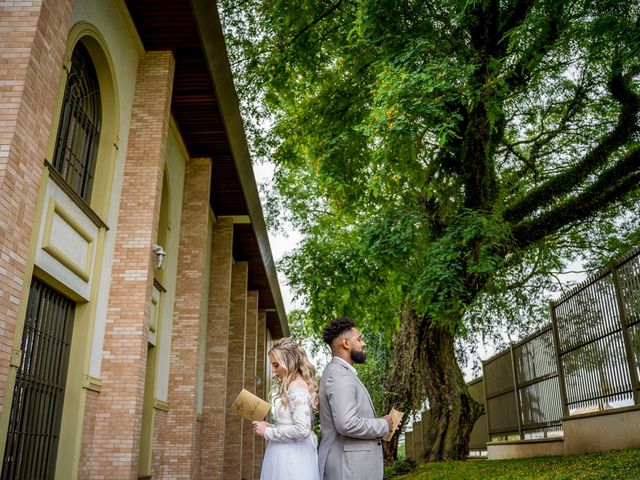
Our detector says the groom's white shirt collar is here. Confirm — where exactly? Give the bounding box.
[333,356,357,376]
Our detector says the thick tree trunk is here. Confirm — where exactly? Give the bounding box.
[419,318,483,461]
[382,422,402,460]
[381,303,424,461]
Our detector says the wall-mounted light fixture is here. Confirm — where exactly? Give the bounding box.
[152,244,167,270]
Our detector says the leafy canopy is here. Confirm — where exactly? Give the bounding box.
[221,0,640,346]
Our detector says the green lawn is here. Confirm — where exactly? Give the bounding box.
[387,447,640,479]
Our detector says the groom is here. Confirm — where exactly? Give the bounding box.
[318,317,392,480]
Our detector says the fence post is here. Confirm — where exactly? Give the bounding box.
[610,261,640,406]
[550,301,570,418]
[405,430,415,459]
[481,365,491,443]
[509,344,523,439]
[422,411,430,453]
[413,419,424,458]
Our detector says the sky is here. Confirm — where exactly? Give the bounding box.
[252,161,333,372]
[252,161,303,313]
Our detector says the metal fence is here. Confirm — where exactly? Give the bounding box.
[404,246,640,456]
[551,247,640,416]
[483,325,563,441]
[480,247,640,441]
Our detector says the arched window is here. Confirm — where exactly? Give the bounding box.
[52,42,102,202]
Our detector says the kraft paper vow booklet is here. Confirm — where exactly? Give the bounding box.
[384,406,404,441]
[231,388,271,421]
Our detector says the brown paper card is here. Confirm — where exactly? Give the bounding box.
[230,388,271,421]
[384,406,404,441]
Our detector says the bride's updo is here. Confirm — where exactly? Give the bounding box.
[269,337,319,410]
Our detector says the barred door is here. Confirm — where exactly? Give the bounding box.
[2,278,75,479]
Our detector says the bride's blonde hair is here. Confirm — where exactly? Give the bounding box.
[269,337,319,410]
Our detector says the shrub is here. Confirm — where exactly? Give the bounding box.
[384,457,418,479]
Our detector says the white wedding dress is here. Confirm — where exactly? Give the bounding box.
[260,387,320,480]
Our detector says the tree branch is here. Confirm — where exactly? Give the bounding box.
[499,0,535,38]
[458,0,507,210]
[223,0,258,13]
[501,2,566,91]
[504,64,640,223]
[502,252,543,290]
[503,140,538,175]
[512,146,640,248]
[285,0,346,48]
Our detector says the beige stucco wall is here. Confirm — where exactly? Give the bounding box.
[154,122,188,403]
[34,180,101,301]
[487,438,564,460]
[487,407,640,460]
[562,407,640,456]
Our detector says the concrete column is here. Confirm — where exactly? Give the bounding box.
[0,0,72,415]
[223,261,248,479]
[242,291,258,479]
[163,157,212,478]
[254,309,267,478]
[200,217,234,479]
[86,51,175,479]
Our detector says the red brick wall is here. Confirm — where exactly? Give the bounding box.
[200,217,234,479]
[83,51,175,479]
[78,389,99,478]
[163,157,212,478]
[151,408,168,478]
[195,418,203,476]
[223,261,248,479]
[0,0,72,413]
[242,290,258,479]
[254,309,267,477]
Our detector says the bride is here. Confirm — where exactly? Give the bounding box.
[252,337,320,480]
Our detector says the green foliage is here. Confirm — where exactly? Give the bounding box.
[221,0,640,332]
[352,328,391,412]
[390,447,640,479]
[384,457,418,479]
[410,211,513,331]
[221,0,640,455]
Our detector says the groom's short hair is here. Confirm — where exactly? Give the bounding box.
[322,316,356,346]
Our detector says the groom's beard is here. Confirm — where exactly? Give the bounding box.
[351,349,367,364]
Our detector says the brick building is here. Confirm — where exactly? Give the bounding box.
[0,1,287,478]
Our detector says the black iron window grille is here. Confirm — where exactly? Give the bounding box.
[52,42,101,203]
[1,278,75,479]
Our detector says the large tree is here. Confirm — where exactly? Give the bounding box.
[221,0,640,460]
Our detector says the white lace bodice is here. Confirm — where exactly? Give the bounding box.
[264,387,314,443]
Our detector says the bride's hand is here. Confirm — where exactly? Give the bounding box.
[252,420,271,437]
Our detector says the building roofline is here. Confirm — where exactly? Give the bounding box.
[190,0,289,337]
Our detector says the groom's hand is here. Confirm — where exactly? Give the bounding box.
[382,414,393,433]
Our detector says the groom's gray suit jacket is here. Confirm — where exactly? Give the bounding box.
[318,357,388,480]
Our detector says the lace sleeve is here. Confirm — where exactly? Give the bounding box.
[264,389,313,442]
